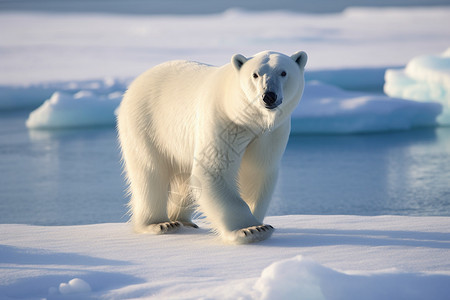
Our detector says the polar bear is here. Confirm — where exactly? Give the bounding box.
[117,50,307,244]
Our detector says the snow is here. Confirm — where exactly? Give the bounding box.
[384,48,450,124]
[253,255,450,300]
[1,215,449,299]
[57,278,91,295]
[1,7,449,86]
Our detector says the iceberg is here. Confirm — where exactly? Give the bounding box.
[291,82,442,134]
[384,48,450,124]
[25,90,122,129]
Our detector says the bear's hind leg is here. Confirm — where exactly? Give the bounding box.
[167,173,199,228]
[125,155,181,234]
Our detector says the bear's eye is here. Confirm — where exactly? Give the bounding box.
[252,73,259,79]
[281,71,287,77]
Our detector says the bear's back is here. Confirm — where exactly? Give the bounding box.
[118,60,222,169]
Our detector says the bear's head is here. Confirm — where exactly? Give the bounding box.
[231,50,307,131]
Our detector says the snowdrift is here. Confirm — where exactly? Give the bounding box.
[1,215,449,299]
[385,48,450,124]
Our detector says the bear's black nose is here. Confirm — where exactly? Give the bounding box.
[262,92,277,106]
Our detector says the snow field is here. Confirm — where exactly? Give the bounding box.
[1,7,449,86]
[1,215,449,299]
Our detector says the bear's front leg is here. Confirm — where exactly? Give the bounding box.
[192,145,274,244]
[198,180,275,244]
[238,123,290,222]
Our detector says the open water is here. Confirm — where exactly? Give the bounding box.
[1,110,449,225]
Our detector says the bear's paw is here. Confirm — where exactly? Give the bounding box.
[227,224,274,244]
[143,221,182,234]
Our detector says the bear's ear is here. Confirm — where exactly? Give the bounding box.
[291,51,308,69]
[231,54,248,71]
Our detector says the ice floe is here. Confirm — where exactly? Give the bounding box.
[25,90,122,129]
[385,48,450,124]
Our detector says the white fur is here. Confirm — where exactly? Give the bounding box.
[117,50,307,243]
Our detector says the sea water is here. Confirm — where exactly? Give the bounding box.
[0,110,449,225]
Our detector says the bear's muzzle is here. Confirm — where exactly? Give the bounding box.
[262,92,281,109]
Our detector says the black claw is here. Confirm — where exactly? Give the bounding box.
[175,222,180,227]
[243,231,248,236]
[268,225,274,229]
[159,225,164,231]
[249,229,255,234]
[256,227,261,232]
[261,227,266,232]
